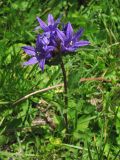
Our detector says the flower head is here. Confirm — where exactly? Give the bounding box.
[22,34,55,71]
[22,14,90,71]
[57,22,90,52]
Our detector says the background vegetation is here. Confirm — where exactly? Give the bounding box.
[0,0,120,159]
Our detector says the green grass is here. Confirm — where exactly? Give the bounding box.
[0,0,120,159]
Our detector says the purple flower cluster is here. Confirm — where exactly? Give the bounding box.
[22,14,90,71]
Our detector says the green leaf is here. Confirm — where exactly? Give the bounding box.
[77,116,96,132]
[0,135,8,146]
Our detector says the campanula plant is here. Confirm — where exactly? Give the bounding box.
[22,14,89,70]
[22,14,90,131]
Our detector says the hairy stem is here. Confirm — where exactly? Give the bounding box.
[60,58,68,131]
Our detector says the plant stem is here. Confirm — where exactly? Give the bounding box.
[60,58,68,131]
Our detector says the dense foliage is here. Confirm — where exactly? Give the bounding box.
[0,0,120,159]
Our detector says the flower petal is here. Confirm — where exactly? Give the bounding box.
[46,53,52,59]
[62,23,68,32]
[73,28,84,40]
[56,29,65,42]
[39,59,45,71]
[42,36,49,45]
[47,46,55,52]
[54,17,61,27]
[48,14,54,26]
[23,57,38,66]
[36,34,43,49]
[66,22,73,39]
[22,46,35,56]
[34,26,41,30]
[36,17,48,31]
[65,47,76,52]
[74,40,90,47]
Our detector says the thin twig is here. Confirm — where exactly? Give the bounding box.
[13,83,64,105]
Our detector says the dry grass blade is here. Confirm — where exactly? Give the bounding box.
[13,83,64,105]
[80,77,112,82]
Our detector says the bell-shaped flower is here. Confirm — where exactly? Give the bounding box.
[57,22,90,52]
[22,34,55,71]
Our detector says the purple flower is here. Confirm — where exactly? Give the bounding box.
[35,14,60,32]
[22,14,90,71]
[57,22,90,52]
[22,34,55,71]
